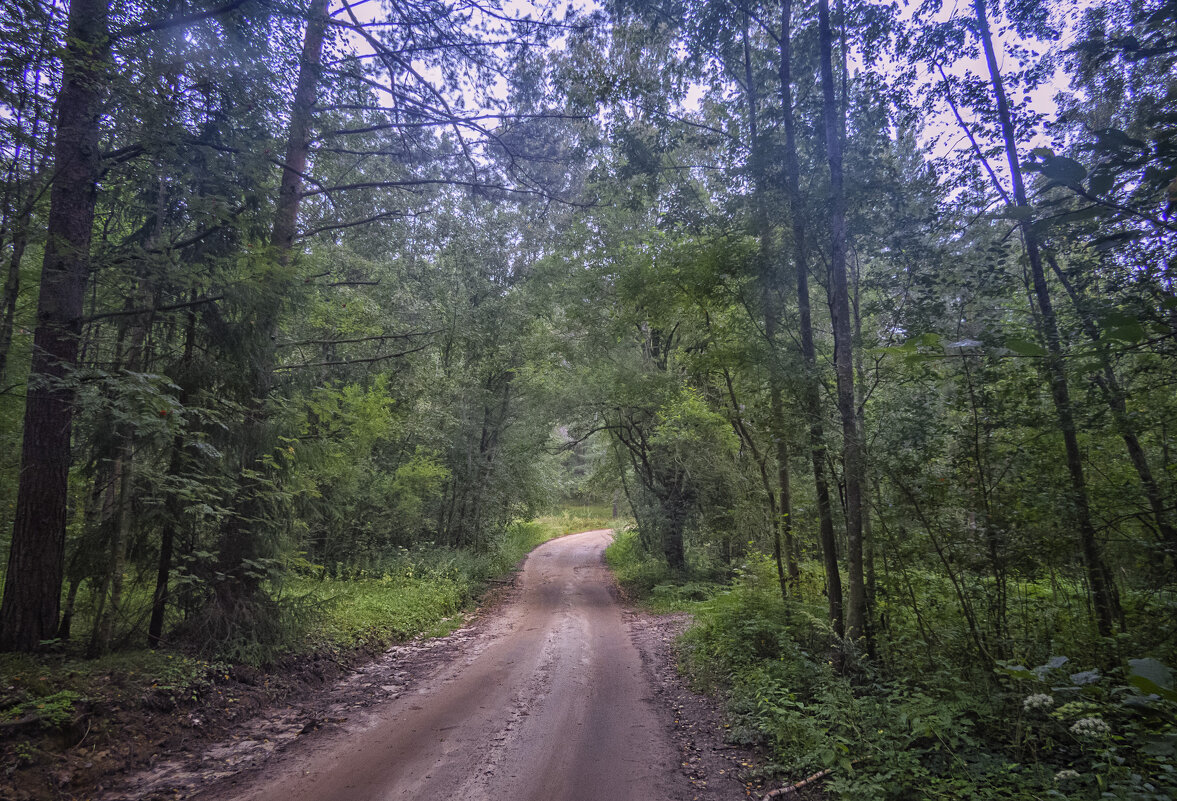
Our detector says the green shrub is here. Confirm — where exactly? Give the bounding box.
[610,549,1177,800]
[2,690,82,729]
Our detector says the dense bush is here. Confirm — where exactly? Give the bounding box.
[609,540,1177,800]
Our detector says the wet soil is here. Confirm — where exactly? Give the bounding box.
[4,531,771,800]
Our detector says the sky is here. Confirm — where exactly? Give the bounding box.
[336,0,1096,193]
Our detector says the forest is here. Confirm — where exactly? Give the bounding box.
[0,0,1175,797]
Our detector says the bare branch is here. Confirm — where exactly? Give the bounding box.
[83,295,224,324]
[299,209,420,238]
[275,329,442,348]
[934,61,1010,205]
[301,179,589,206]
[273,342,432,371]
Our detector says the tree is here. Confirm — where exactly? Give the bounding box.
[816,0,867,644]
[0,0,109,652]
[971,0,1118,634]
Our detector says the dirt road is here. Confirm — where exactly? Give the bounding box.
[212,529,692,801]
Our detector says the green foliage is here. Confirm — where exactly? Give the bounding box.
[611,546,1177,800]
[299,575,466,647]
[605,527,675,596]
[0,0,1175,796]
[651,387,739,470]
[0,650,230,725]
[233,517,576,656]
[2,690,81,729]
[535,505,618,537]
[605,527,725,611]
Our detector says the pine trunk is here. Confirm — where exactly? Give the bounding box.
[0,226,27,386]
[149,307,197,646]
[0,0,108,652]
[214,0,329,604]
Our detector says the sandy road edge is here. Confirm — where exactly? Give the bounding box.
[620,600,772,800]
[80,560,532,801]
[86,530,768,801]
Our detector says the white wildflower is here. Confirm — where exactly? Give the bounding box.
[1023,693,1054,712]
[1069,717,1110,738]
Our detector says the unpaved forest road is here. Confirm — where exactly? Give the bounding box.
[213,529,693,801]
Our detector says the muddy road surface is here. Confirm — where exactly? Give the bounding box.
[209,529,695,801]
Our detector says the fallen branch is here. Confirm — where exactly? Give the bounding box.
[762,764,846,799]
[0,712,42,731]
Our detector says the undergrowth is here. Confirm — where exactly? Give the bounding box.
[604,527,724,611]
[0,509,605,760]
[289,511,618,651]
[606,540,1177,801]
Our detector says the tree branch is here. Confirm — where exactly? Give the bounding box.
[275,329,442,348]
[115,0,250,39]
[84,295,224,323]
[273,342,432,371]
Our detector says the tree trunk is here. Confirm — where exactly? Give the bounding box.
[723,369,789,601]
[0,226,27,387]
[85,453,123,655]
[0,0,108,652]
[149,304,198,646]
[663,487,688,571]
[743,18,798,596]
[851,249,877,646]
[214,0,329,607]
[90,436,132,657]
[57,576,81,642]
[818,0,866,646]
[1043,250,1176,554]
[973,0,1116,636]
[780,0,843,636]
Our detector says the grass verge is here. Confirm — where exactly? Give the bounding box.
[604,528,724,612]
[0,512,611,799]
[603,539,1177,800]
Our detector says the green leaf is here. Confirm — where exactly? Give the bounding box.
[1039,156,1088,187]
[999,205,1035,221]
[1128,658,1177,699]
[1100,312,1149,343]
[995,662,1037,681]
[1093,128,1146,154]
[1030,206,1102,234]
[1004,338,1047,357]
[1142,734,1177,757]
[912,332,942,349]
[1034,655,1068,678]
[1087,167,1115,196]
[1107,322,1148,343]
[1129,676,1177,702]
